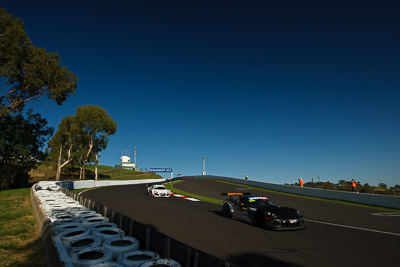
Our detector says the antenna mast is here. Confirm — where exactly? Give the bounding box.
[134,147,137,165]
[202,156,206,175]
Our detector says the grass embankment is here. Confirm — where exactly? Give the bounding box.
[164,180,222,205]
[29,164,162,183]
[0,188,45,267]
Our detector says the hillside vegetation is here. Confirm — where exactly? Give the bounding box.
[29,164,162,184]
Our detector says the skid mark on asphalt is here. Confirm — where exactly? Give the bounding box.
[307,219,400,237]
[171,193,200,201]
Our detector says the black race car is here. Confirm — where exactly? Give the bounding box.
[221,193,305,230]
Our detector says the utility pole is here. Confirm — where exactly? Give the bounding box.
[202,156,206,175]
[134,147,137,171]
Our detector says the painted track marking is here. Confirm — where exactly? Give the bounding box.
[171,193,200,201]
[307,219,400,237]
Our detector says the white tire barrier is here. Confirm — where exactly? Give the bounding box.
[139,258,182,267]
[43,198,57,202]
[91,262,125,267]
[68,206,89,212]
[69,247,113,267]
[48,185,61,191]
[52,218,79,225]
[103,236,140,260]
[78,213,103,221]
[72,209,97,216]
[59,227,91,244]
[54,222,83,233]
[83,216,110,228]
[88,222,118,233]
[92,228,125,241]
[65,235,103,254]
[117,250,160,267]
[51,213,75,222]
[49,211,72,218]
[33,182,183,267]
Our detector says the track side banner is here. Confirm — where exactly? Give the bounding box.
[149,168,173,172]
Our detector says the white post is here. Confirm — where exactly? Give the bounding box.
[202,156,206,175]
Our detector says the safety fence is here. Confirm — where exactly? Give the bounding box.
[60,187,237,267]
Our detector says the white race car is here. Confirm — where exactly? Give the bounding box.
[147,184,171,197]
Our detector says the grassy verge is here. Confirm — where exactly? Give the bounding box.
[0,188,45,267]
[164,180,222,205]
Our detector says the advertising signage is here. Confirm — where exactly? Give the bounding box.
[149,168,173,173]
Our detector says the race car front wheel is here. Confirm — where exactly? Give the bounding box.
[222,203,232,218]
[254,212,266,228]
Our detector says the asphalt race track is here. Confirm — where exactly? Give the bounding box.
[81,178,400,267]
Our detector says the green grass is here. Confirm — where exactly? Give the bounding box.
[0,188,45,267]
[164,180,222,205]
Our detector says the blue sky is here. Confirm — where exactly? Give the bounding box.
[2,0,399,186]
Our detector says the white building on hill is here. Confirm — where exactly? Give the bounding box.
[115,155,140,171]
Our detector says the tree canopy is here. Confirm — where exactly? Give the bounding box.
[0,109,53,188]
[0,8,78,117]
[48,105,117,180]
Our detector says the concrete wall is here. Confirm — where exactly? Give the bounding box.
[58,179,165,190]
[197,175,400,210]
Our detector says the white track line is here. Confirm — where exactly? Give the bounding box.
[307,219,400,237]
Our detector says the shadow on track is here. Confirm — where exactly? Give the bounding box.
[227,252,302,267]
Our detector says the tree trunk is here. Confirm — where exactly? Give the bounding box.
[56,145,73,181]
[56,146,62,181]
[81,138,93,180]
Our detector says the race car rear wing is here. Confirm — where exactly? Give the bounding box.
[221,192,252,196]
[221,192,251,199]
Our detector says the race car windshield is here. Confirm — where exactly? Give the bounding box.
[154,186,166,189]
[247,198,277,207]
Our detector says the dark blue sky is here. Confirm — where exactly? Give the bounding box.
[2,0,399,185]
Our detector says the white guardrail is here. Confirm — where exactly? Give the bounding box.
[197,175,400,210]
[58,179,165,190]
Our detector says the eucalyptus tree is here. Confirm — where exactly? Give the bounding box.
[74,105,117,179]
[48,116,85,181]
[0,8,77,117]
[48,105,117,180]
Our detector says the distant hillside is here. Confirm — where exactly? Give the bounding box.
[29,164,162,183]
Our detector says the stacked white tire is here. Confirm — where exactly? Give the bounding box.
[103,236,140,260]
[117,250,160,266]
[33,181,182,266]
[69,247,113,267]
